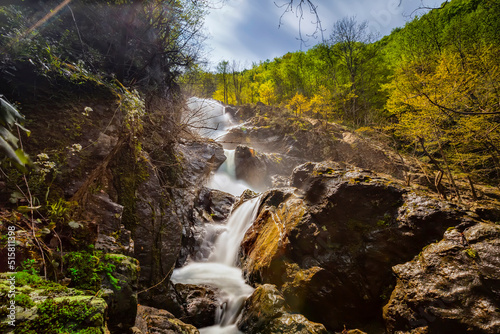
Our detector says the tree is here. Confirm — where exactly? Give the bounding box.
[328,17,378,125]
[287,92,308,116]
[216,60,230,104]
[231,60,243,104]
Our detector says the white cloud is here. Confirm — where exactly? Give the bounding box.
[202,0,436,68]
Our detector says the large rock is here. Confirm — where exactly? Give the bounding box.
[383,222,500,333]
[174,283,220,328]
[240,162,470,331]
[237,284,328,334]
[133,305,199,334]
[82,193,134,256]
[101,254,140,332]
[182,188,236,263]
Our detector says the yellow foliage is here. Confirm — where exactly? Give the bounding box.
[258,81,277,105]
[386,43,500,180]
[308,86,332,120]
[286,93,309,116]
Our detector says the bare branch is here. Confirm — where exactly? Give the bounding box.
[275,0,324,47]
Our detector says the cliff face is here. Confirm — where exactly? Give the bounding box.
[0,67,226,332]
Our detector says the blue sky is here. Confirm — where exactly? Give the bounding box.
[202,0,442,68]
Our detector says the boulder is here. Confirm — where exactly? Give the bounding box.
[81,192,133,256]
[240,162,470,331]
[100,254,140,332]
[180,187,236,263]
[174,283,220,328]
[176,140,227,186]
[133,305,199,334]
[383,222,500,333]
[237,284,328,334]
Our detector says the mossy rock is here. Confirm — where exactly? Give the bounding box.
[0,274,108,334]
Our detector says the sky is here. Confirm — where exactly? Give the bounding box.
[202,0,442,68]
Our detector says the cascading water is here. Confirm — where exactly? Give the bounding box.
[208,149,252,197]
[171,196,260,333]
[171,98,261,333]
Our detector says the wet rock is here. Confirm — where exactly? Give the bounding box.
[81,193,133,256]
[237,284,328,334]
[240,162,469,331]
[176,140,226,186]
[174,283,220,328]
[196,187,236,223]
[134,305,199,334]
[383,222,500,333]
[180,187,236,263]
[235,145,268,188]
[101,254,140,332]
[267,313,329,334]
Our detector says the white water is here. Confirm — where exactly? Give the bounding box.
[172,98,261,333]
[208,149,253,197]
[187,97,255,197]
[184,97,234,140]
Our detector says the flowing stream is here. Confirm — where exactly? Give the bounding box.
[171,98,260,333]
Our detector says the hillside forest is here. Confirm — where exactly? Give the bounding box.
[184,0,500,189]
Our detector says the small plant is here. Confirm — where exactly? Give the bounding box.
[47,198,74,224]
[465,248,478,259]
[19,258,38,275]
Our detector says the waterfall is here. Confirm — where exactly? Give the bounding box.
[171,197,261,333]
[171,98,261,333]
[208,149,252,197]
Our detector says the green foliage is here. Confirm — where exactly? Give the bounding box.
[63,250,121,292]
[0,96,30,167]
[47,198,74,225]
[19,258,38,275]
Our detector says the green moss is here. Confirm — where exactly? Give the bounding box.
[15,297,107,334]
[465,247,478,259]
[14,293,35,308]
[376,213,392,227]
[64,250,122,292]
